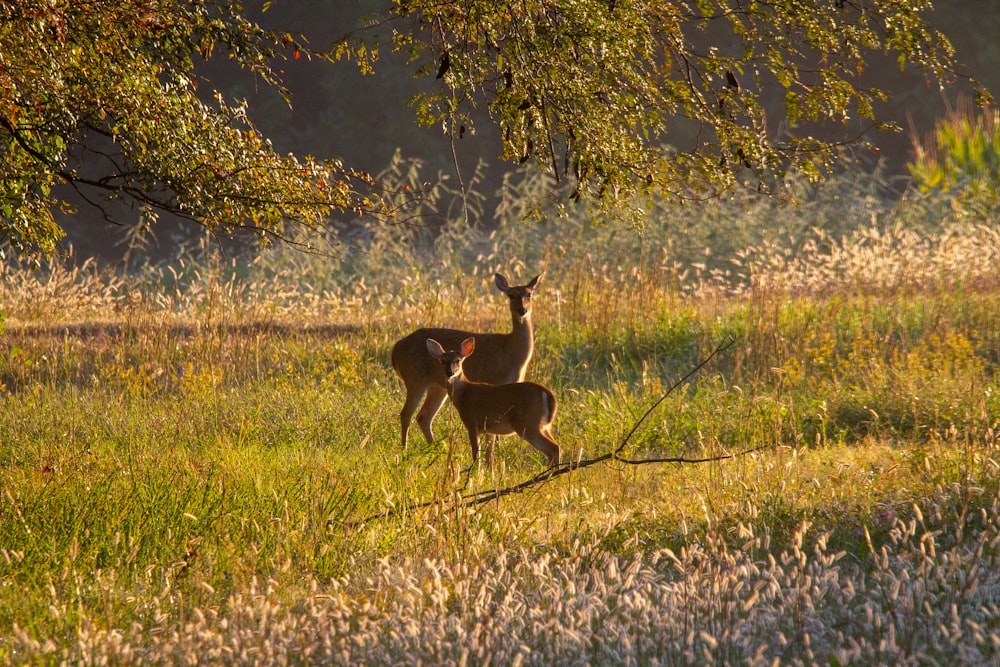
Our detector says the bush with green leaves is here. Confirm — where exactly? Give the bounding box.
[908,97,1000,217]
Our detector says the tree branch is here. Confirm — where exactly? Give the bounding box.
[339,336,753,527]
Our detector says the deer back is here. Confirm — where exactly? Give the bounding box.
[450,378,556,435]
[392,326,532,388]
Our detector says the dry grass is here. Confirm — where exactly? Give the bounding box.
[7,491,1000,665]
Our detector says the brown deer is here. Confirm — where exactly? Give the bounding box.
[425,337,561,467]
[391,273,542,449]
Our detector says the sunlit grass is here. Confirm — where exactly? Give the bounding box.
[2,176,1000,662]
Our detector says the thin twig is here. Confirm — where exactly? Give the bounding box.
[613,335,736,458]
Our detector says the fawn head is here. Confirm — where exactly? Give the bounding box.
[495,273,542,322]
[426,337,475,383]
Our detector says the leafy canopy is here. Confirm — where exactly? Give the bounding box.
[0,0,378,258]
[386,0,989,209]
[0,0,990,257]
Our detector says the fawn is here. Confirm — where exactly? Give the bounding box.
[391,273,542,448]
[425,336,561,467]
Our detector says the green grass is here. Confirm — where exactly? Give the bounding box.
[2,188,1000,662]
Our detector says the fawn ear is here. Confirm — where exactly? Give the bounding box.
[527,273,543,289]
[494,273,511,293]
[460,337,475,358]
[426,338,445,358]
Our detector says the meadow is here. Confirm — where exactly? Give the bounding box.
[2,165,1000,664]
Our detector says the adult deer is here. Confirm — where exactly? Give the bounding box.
[425,337,561,467]
[391,273,542,449]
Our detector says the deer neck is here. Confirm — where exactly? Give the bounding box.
[507,310,534,358]
[447,373,473,405]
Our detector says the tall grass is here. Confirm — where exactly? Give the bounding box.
[10,499,1000,665]
[1,163,999,663]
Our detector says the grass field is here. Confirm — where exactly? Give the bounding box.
[2,176,1000,664]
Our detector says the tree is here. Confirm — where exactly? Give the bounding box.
[385,0,990,211]
[0,1,990,259]
[0,0,379,259]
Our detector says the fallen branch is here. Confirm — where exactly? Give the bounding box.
[342,336,753,526]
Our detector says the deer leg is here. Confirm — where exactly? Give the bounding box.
[529,427,561,467]
[467,425,482,464]
[399,382,428,449]
[415,385,449,443]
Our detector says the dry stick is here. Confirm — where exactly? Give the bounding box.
[345,336,747,526]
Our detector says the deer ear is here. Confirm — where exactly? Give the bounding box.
[460,337,475,358]
[426,338,445,358]
[528,273,543,289]
[494,273,511,293]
